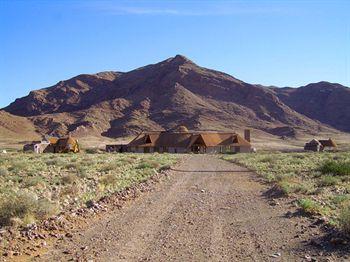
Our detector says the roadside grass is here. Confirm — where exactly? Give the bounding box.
[0,153,178,228]
[221,151,350,234]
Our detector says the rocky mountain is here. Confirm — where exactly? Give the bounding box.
[2,55,349,139]
[271,82,350,132]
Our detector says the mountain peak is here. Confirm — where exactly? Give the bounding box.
[167,54,194,65]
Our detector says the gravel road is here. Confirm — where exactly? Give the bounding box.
[40,155,343,261]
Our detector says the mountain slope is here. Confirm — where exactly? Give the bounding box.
[2,55,348,138]
[0,111,39,140]
[271,82,350,132]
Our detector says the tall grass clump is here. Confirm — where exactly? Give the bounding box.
[298,198,326,215]
[339,205,350,235]
[320,161,350,176]
[136,160,160,170]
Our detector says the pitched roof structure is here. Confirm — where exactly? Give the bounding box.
[128,127,251,148]
[306,139,321,146]
[319,138,337,147]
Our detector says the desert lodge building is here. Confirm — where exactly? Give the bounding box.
[107,126,252,153]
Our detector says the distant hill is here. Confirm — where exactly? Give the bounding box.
[271,82,350,132]
[2,55,349,140]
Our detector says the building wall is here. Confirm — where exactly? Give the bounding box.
[206,147,220,154]
[239,146,251,153]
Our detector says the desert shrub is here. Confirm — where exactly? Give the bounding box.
[120,158,135,165]
[339,205,350,235]
[85,148,100,154]
[81,158,96,167]
[276,176,313,195]
[318,175,339,187]
[293,183,315,194]
[265,173,276,182]
[100,162,119,172]
[61,174,77,185]
[76,166,88,178]
[24,176,45,188]
[100,174,118,186]
[8,160,28,174]
[34,199,58,220]
[7,175,23,183]
[298,198,325,215]
[64,163,78,169]
[0,191,37,226]
[331,195,350,206]
[320,161,350,176]
[136,160,160,170]
[60,184,79,196]
[259,156,277,163]
[339,204,350,228]
[159,164,171,172]
[0,167,8,176]
[45,158,66,167]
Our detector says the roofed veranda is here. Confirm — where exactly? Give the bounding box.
[107,126,252,154]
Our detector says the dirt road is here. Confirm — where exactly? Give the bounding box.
[40,155,343,261]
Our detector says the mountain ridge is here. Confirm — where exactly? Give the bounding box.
[2,55,349,139]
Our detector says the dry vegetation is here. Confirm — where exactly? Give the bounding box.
[222,151,350,232]
[0,152,178,228]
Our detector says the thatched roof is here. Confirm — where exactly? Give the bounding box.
[306,139,321,146]
[128,131,251,148]
[56,137,78,147]
[305,138,337,148]
[319,138,337,147]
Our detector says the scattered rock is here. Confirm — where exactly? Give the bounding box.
[81,246,88,251]
[270,252,281,258]
[269,200,280,206]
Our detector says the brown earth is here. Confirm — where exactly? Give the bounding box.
[33,155,349,262]
[2,55,349,143]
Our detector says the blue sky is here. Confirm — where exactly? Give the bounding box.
[0,0,349,108]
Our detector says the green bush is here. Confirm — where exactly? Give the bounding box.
[24,176,45,187]
[136,160,160,170]
[159,164,171,172]
[298,198,325,215]
[320,161,350,176]
[331,195,350,205]
[318,175,339,187]
[35,199,57,220]
[339,205,350,235]
[45,158,66,167]
[85,148,100,154]
[100,174,118,186]
[0,191,37,226]
[100,162,119,172]
[8,160,28,174]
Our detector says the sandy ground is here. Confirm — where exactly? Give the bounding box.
[34,155,348,262]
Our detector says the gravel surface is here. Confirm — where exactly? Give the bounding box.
[39,155,348,261]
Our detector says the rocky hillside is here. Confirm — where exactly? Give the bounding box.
[2,55,349,138]
[271,82,350,132]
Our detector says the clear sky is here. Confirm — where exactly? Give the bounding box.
[0,0,349,108]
